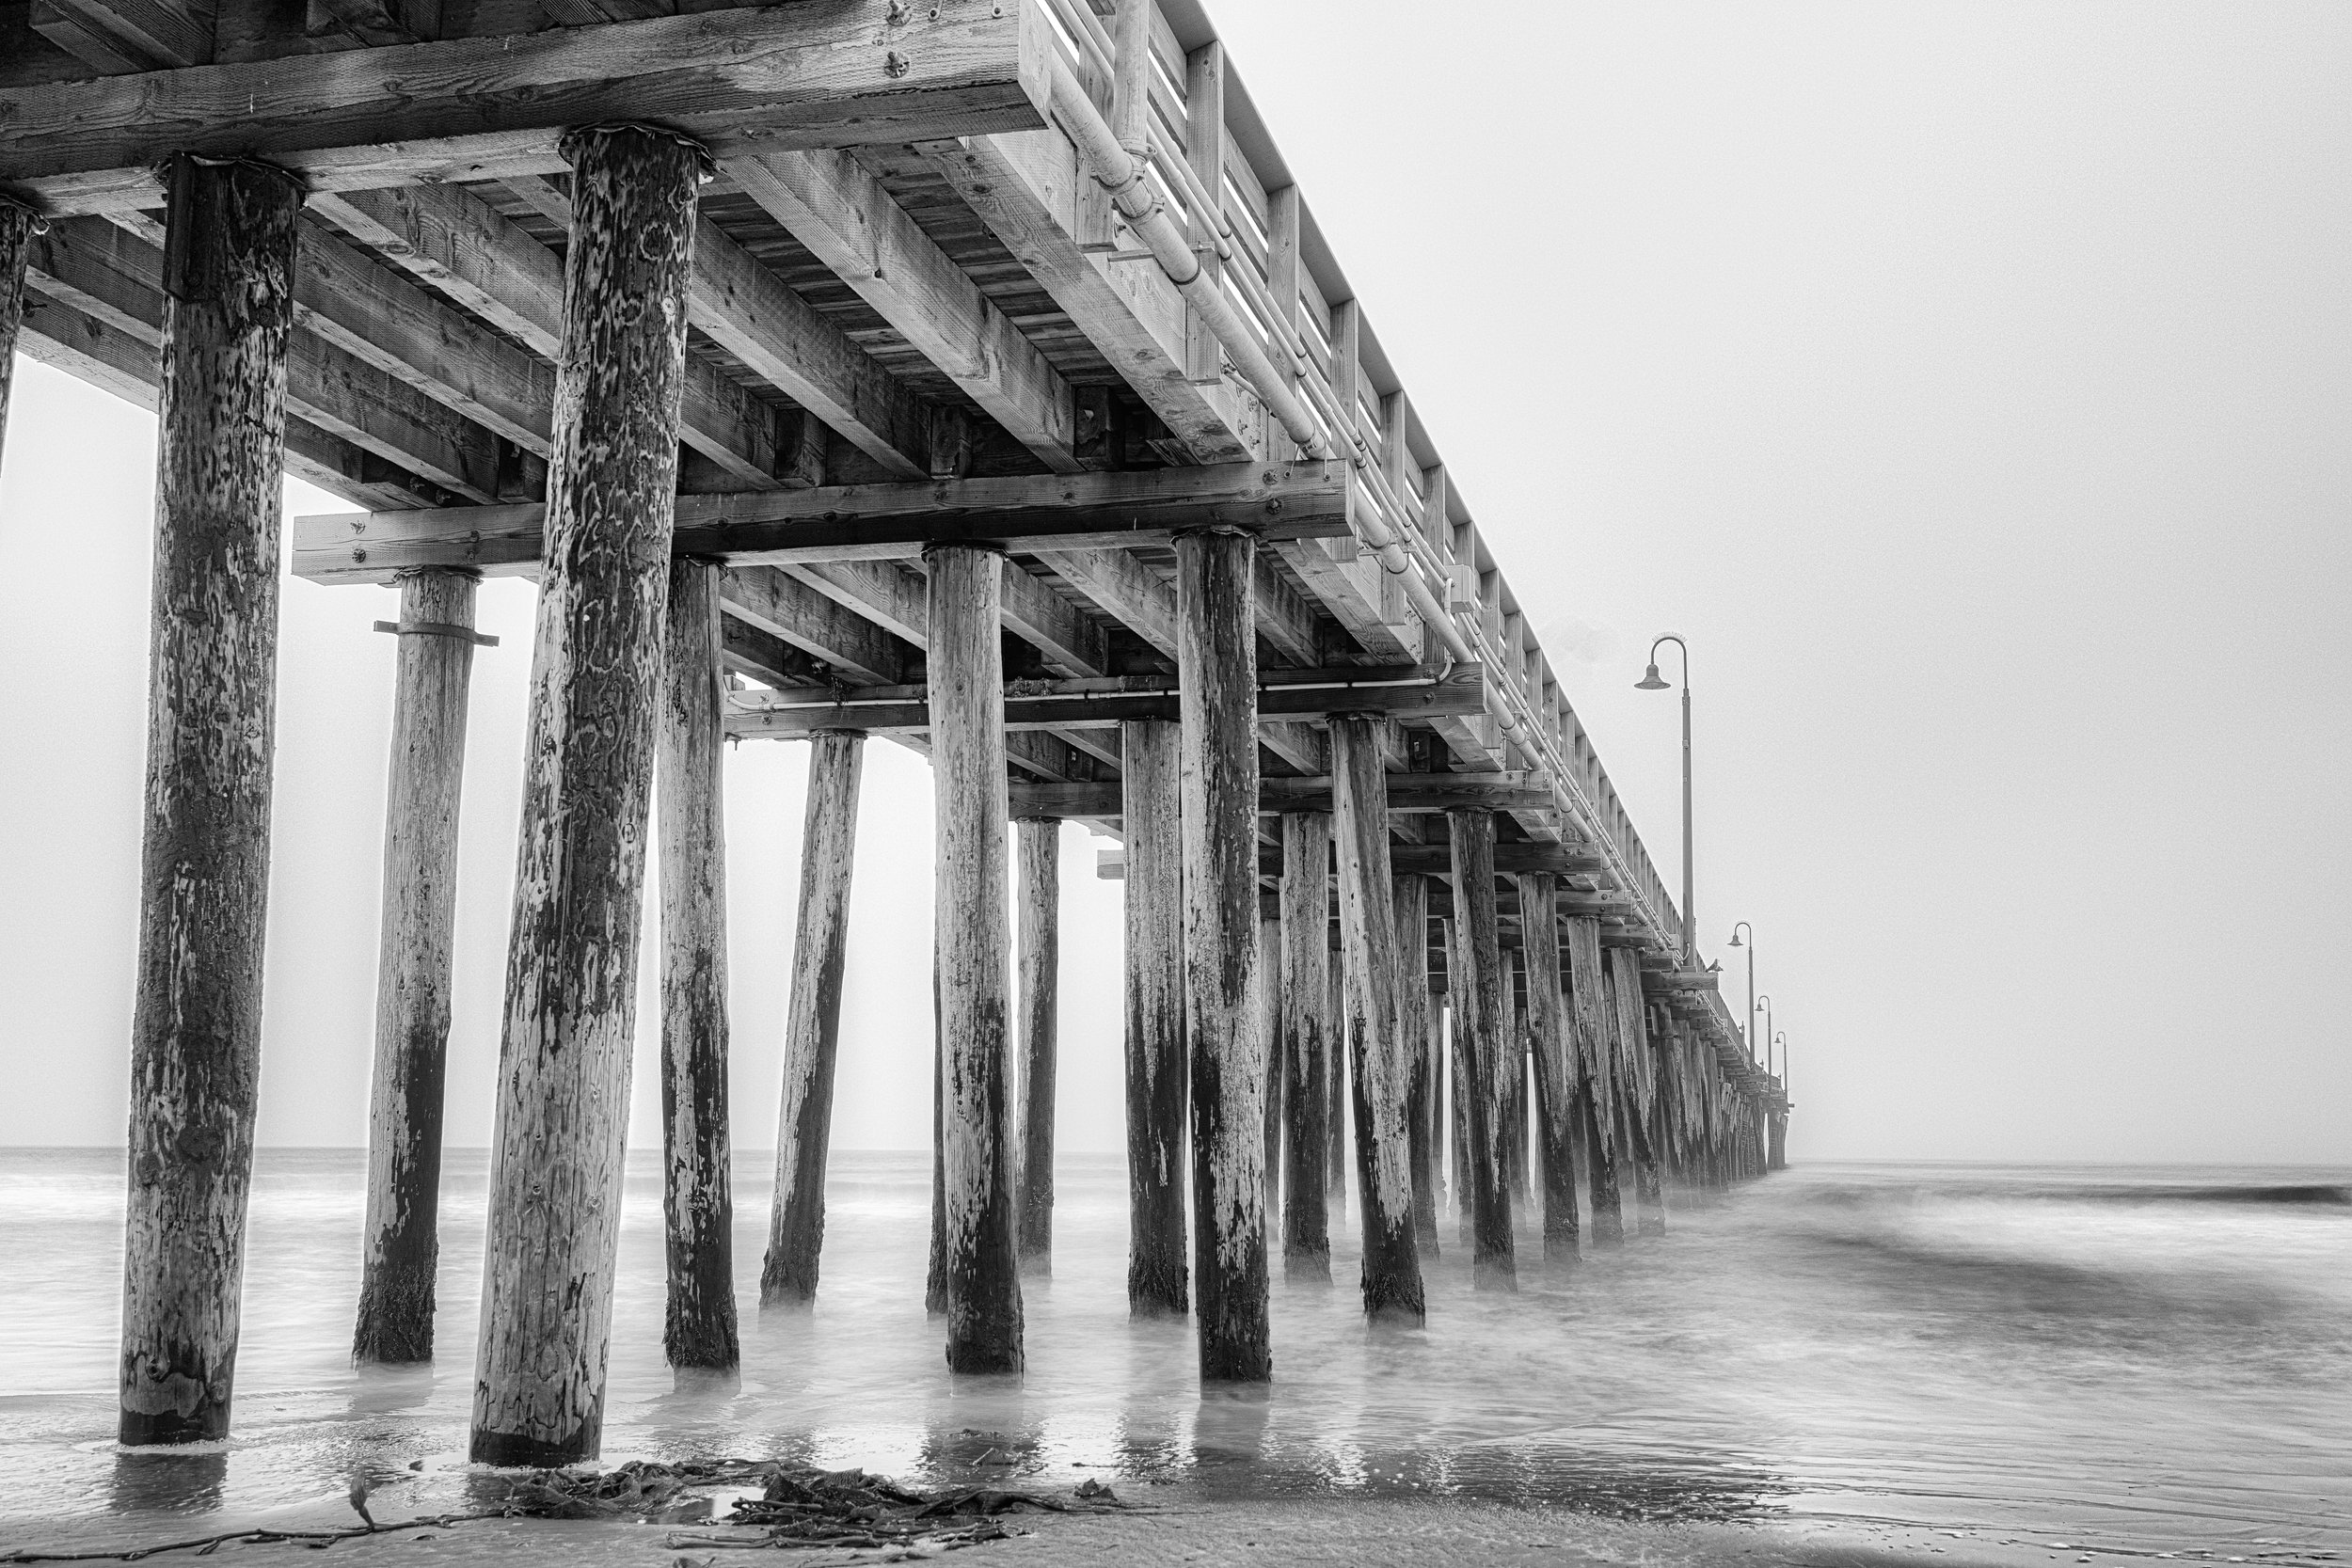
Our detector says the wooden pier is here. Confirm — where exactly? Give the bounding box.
[1,0,1784,1460]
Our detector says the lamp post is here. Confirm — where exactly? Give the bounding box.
[1728,922,1755,1064]
[1635,636,1694,966]
[1776,1032,1788,1099]
[1755,994,1774,1082]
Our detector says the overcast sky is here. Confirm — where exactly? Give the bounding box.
[1,0,2345,1165]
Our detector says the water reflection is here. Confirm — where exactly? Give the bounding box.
[3,1150,2346,1558]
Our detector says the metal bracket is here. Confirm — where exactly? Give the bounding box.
[373,620,499,646]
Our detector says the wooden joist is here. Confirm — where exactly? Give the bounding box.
[293,460,1352,581]
[28,0,210,72]
[724,663,1489,738]
[1007,767,1553,820]
[0,2,1048,215]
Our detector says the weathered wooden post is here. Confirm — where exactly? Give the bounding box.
[119,154,303,1447]
[657,560,738,1374]
[1769,1098,1788,1172]
[0,198,39,465]
[1442,917,1472,1244]
[1278,811,1331,1280]
[1514,873,1580,1264]
[1393,874,1439,1258]
[1122,717,1187,1317]
[1258,912,1282,1231]
[354,569,485,1365]
[1615,962,1665,1237]
[1015,817,1060,1273]
[1500,947,1527,1203]
[1327,946,1348,1208]
[1175,529,1270,1380]
[1564,917,1625,1246]
[1445,808,1515,1290]
[929,545,1023,1373]
[761,731,866,1307]
[471,125,705,1466]
[1330,718,1423,1323]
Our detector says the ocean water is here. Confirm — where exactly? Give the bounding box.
[1,1149,2345,1556]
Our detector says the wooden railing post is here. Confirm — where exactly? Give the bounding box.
[471,124,704,1466]
[1015,817,1061,1273]
[1329,717,1423,1323]
[761,730,865,1307]
[1175,528,1269,1380]
[658,558,739,1374]
[1444,807,1516,1291]
[119,153,303,1447]
[1121,717,1187,1317]
[1278,811,1331,1280]
[928,544,1023,1373]
[354,567,483,1365]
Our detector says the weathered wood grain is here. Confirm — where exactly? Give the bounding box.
[119,154,301,1447]
[929,545,1023,1374]
[1565,912,1623,1245]
[354,569,479,1366]
[1614,947,1667,1237]
[0,200,33,461]
[1277,810,1331,1281]
[1176,529,1269,1381]
[293,460,1353,582]
[1445,807,1516,1291]
[1330,717,1423,1323]
[469,126,701,1467]
[1257,912,1281,1240]
[1515,872,1580,1265]
[0,2,1049,215]
[1393,872,1439,1259]
[760,730,865,1308]
[658,560,739,1375]
[1014,817,1059,1272]
[1121,716,1186,1318]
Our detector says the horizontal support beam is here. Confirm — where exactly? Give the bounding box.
[724,664,1489,737]
[294,460,1352,581]
[1005,769,1556,820]
[0,2,1048,215]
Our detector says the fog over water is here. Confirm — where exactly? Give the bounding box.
[2,1152,2344,1556]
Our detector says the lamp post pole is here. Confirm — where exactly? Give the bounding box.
[1636,637,1694,966]
[1756,995,1774,1081]
[1729,922,1755,1063]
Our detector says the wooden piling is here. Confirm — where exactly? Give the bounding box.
[1445,808,1516,1291]
[471,126,704,1467]
[1514,873,1580,1265]
[1015,817,1060,1273]
[928,545,1023,1373]
[1278,811,1331,1280]
[1331,717,1424,1323]
[1327,948,1349,1208]
[354,569,480,1365]
[1393,875,1439,1259]
[1443,919,1472,1245]
[761,732,866,1307]
[1122,717,1188,1317]
[1564,915,1625,1247]
[1501,947,1527,1203]
[1174,529,1270,1381]
[656,560,739,1373]
[1258,913,1282,1233]
[1614,953,1666,1237]
[0,198,36,464]
[118,154,302,1447]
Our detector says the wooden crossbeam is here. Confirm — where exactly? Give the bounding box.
[293,460,1350,582]
[310,182,802,487]
[725,663,1489,738]
[29,0,210,71]
[1005,765,1552,820]
[0,2,1047,215]
[26,216,515,501]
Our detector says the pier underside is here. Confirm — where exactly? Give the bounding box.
[1,0,1781,1460]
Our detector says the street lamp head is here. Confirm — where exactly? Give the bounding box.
[1634,663,1669,691]
[1728,927,1745,948]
